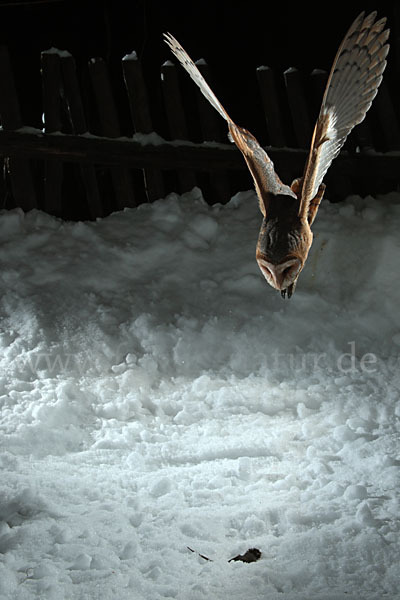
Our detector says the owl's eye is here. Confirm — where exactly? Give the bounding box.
[280,260,302,283]
[282,266,292,279]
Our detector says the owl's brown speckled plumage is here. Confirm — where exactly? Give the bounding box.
[164,12,389,298]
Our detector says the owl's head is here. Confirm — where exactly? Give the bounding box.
[255,194,313,298]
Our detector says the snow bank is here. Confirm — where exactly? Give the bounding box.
[0,187,399,599]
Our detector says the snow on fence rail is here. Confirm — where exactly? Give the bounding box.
[0,45,399,220]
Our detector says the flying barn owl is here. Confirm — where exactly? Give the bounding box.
[164,12,389,298]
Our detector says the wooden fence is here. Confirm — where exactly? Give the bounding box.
[0,45,399,220]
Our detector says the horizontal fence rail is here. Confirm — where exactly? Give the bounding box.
[0,45,399,220]
[2,128,400,175]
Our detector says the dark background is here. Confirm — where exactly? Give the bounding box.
[0,0,399,218]
[0,0,398,138]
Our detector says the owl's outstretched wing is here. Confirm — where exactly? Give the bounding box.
[164,33,230,122]
[164,33,295,216]
[299,11,389,220]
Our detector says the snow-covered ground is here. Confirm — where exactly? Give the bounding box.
[0,186,399,600]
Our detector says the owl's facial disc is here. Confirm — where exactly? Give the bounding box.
[257,256,302,291]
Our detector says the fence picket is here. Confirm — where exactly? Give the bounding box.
[88,57,135,210]
[195,60,230,203]
[256,66,286,147]
[41,50,63,215]
[60,53,103,218]
[373,80,400,151]
[60,54,87,134]
[0,45,36,210]
[122,53,164,202]
[284,67,312,149]
[309,69,327,120]
[161,61,197,193]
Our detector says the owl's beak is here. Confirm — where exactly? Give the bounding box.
[257,257,302,292]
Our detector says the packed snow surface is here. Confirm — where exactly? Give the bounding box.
[0,187,399,600]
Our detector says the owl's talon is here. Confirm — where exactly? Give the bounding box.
[287,281,296,298]
[281,281,295,299]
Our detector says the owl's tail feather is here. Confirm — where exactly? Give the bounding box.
[163,33,232,124]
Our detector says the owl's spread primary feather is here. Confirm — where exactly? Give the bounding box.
[299,12,389,218]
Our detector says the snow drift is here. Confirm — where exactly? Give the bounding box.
[0,187,399,599]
